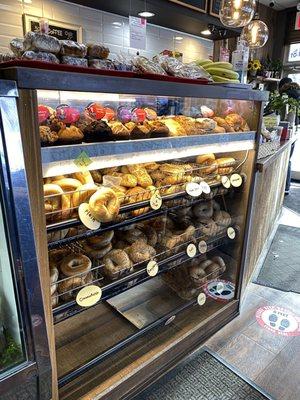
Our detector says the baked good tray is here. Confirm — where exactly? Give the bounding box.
[0,59,210,85]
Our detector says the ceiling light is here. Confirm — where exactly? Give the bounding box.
[112,22,122,27]
[219,0,255,28]
[241,17,269,48]
[201,29,211,36]
[174,36,183,41]
[138,11,155,18]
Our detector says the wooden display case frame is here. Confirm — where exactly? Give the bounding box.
[0,66,268,400]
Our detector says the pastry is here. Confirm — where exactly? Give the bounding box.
[216,157,235,175]
[109,172,137,188]
[213,117,234,132]
[143,162,159,172]
[60,254,92,278]
[73,171,94,185]
[127,165,153,188]
[127,240,156,264]
[195,118,216,131]
[196,153,218,175]
[90,170,102,184]
[161,118,185,136]
[225,113,249,132]
[214,210,232,228]
[111,185,127,204]
[52,178,82,193]
[87,43,110,59]
[213,125,226,134]
[125,187,151,216]
[83,121,113,142]
[144,108,157,120]
[132,56,167,75]
[89,187,120,222]
[61,56,88,66]
[40,126,59,145]
[148,120,170,138]
[22,50,59,63]
[58,125,84,143]
[103,249,133,280]
[108,121,130,140]
[125,122,150,139]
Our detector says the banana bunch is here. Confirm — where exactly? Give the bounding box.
[196,59,240,83]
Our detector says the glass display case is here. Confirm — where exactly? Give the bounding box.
[0,67,268,400]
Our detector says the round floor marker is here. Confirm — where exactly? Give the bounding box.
[203,280,235,302]
[256,306,300,336]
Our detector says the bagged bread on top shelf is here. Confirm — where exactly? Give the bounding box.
[154,55,212,80]
[87,43,110,59]
[10,38,24,57]
[23,31,61,54]
[132,56,167,75]
[59,40,87,58]
[22,51,60,64]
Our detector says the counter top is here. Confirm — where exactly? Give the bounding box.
[256,136,298,172]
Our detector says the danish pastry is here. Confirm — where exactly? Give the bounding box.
[73,171,94,185]
[127,165,153,188]
[213,117,234,132]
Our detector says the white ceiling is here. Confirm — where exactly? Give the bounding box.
[260,0,298,10]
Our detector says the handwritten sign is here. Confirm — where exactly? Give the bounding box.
[129,16,146,50]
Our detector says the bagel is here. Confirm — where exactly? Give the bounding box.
[44,183,70,220]
[213,210,232,228]
[125,186,151,216]
[58,272,93,301]
[212,256,226,273]
[72,183,98,208]
[52,292,59,308]
[103,249,133,280]
[82,242,112,259]
[138,225,158,247]
[127,240,156,264]
[89,187,120,222]
[52,178,82,193]
[199,259,214,270]
[215,158,235,175]
[159,163,187,175]
[50,266,59,295]
[205,262,221,279]
[188,266,207,288]
[60,254,92,277]
[73,170,94,184]
[48,248,70,264]
[196,154,218,175]
[87,230,114,248]
[192,201,213,219]
[124,228,148,244]
[90,170,102,184]
[163,225,196,249]
[196,218,218,236]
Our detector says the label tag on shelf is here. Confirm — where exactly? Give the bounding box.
[74,151,93,170]
[150,193,162,210]
[79,203,101,230]
[186,182,202,197]
[197,293,206,306]
[200,181,211,194]
[147,260,159,277]
[198,240,208,254]
[165,315,176,326]
[76,285,102,307]
[230,173,243,187]
[227,227,236,240]
[186,243,197,258]
[221,175,231,188]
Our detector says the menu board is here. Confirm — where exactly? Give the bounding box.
[169,0,207,13]
[210,0,222,18]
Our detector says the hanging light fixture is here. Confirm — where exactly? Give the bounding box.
[219,0,256,28]
[241,1,269,48]
[138,0,155,18]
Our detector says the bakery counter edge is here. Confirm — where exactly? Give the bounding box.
[0,67,269,102]
[256,137,298,172]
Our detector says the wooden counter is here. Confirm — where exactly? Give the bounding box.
[242,138,295,291]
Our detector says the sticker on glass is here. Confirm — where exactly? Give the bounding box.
[221,175,231,189]
[230,173,243,188]
[186,182,202,197]
[186,243,197,258]
[256,306,300,337]
[200,181,211,194]
[197,293,206,306]
[76,285,102,307]
[150,193,162,210]
[147,260,159,277]
[79,203,101,230]
[74,151,93,170]
[227,227,236,239]
[203,279,235,302]
[198,240,208,254]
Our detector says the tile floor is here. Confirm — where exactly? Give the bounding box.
[205,207,300,400]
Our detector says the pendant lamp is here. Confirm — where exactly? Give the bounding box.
[241,1,269,48]
[220,0,256,28]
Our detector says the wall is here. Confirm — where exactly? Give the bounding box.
[0,0,213,62]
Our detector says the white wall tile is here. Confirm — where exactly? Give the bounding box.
[0,10,22,26]
[0,24,23,37]
[0,0,22,13]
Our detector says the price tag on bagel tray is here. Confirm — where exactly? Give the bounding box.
[197,293,206,306]
[230,173,242,188]
[147,260,159,277]
[186,182,202,197]
[221,175,231,189]
[76,285,102,307]
[79,203,101,230]
[198,240,208,254]
[200,181,211,194]
[150,193,162,210]
[227,227,236,240]
[186,243,197,258]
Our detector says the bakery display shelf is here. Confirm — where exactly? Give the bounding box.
[52,230,231,324]
[41,132,255,178]
[0,65,269,102]
[57,269,228,388]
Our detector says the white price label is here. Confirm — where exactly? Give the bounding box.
[200,181,211,194]
[78,203,101,230]
[186,182,202,197]
[165,315,176,325]
[76,285,102,307]
[186,243,197,258]
[197,293,206,306]
[227,227,236,239]
[221,175,231,188]
[150,193,162,210]
[230,173,243,188]
[147,260,159,277]
[198,240,208,254]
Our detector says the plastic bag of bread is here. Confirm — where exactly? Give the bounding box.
[113,52,134,71]
[22,51,59,64]
[154,55,212,80]
[10,38,24,57]
[87,43,109,59]
[89,58,115,70]
[23,31,61,54]
[59,40,87,57]
[132,56,167,75]
[0,53,16,63]
[61,56,88,67]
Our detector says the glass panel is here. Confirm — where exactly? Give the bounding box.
[0,196,26,375]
